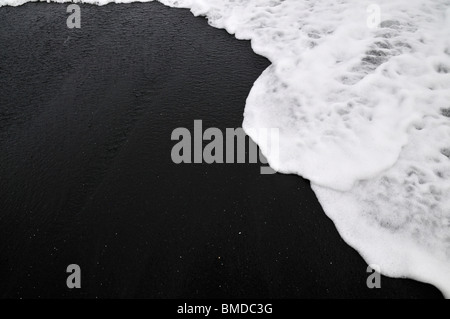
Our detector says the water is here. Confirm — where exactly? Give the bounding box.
[167,0,450,296]
[0,0,448,297]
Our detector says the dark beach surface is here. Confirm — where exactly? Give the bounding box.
[0,2,443,298]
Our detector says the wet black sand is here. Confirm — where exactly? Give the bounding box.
[0,2,443,298]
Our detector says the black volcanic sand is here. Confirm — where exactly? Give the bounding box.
[0,2,443,298]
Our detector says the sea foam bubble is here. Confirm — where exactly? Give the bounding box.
[1,0,449,297]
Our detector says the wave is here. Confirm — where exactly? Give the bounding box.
[1,0,450,297]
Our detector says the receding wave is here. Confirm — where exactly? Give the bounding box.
[1,0,449,297]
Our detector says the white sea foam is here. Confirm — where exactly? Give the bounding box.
[1,0,450,296]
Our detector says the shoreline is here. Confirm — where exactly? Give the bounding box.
[0,2,444,298]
